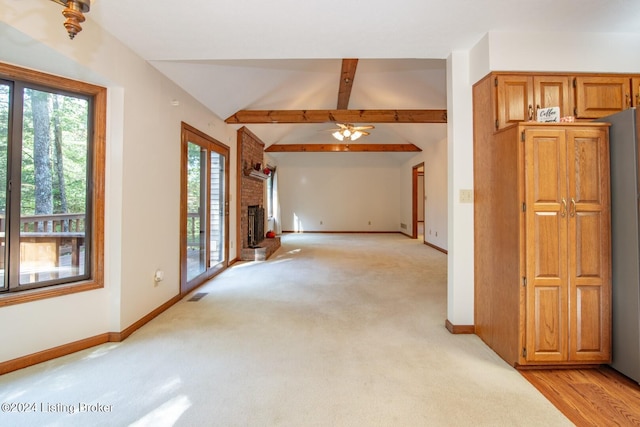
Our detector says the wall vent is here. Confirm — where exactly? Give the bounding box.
[400,223,407,229]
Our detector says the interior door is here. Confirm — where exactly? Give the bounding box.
[181,123,229,295]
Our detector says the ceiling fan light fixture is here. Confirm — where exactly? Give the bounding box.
[331,124,373,141]
[332,131,345,141]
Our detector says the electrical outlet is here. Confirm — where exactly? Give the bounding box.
[320,220,323,225]
[368,221,371,225]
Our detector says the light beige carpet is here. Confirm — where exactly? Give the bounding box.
[0,233,571,426]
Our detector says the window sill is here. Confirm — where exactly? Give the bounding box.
[0,280,103,307]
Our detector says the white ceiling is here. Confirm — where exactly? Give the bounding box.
[87,0,640,149]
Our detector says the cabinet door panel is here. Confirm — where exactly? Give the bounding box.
[574,212,603,278]
[567,128,611,362]
[534,76,571,119]
[574,76,630,118]
[532,286,565,358]
[524,128,569,362]
[572,135,604,203]
[497,76,533,129]
[533,213,562,278]
[575,286,603,353]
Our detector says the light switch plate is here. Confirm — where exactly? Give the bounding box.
[459,189,473,203]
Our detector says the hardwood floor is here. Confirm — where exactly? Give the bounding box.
[520,366,640,426]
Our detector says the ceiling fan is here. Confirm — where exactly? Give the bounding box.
[329,123,375,141]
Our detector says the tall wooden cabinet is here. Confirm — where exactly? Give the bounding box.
[474,75,612,367]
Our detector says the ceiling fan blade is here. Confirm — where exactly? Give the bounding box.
[352,125,375,131]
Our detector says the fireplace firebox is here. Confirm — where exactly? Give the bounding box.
[247,205,265,248]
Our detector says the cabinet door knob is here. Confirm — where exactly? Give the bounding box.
[528,104,533,121]
[561,198,567,218]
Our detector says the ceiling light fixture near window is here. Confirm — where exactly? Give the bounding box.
[50,0,91,40]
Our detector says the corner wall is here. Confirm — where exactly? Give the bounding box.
[0,0,237,364]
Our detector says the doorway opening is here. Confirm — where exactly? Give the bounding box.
[412,163,425,242]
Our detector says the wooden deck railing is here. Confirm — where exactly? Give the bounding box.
[0,213,86,276]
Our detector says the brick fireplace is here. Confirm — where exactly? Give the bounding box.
[238,127,280,261]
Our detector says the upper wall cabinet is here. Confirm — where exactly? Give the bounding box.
[492,73,640,131]
[495,74,571,130]
[574,76,633,119]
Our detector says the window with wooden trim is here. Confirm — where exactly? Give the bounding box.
[0,62,105,305]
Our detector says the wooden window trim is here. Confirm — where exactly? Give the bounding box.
[0,62,106,307]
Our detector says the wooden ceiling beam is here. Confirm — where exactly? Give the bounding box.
[265,143,422,153]
[225,109,447,124]
[336,59,358,109]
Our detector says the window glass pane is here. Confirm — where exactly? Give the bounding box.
[187,141,206,281]
[0,83,8,290]
[267,175,273,218]
[210,151,224,268]
[19,88,89,286]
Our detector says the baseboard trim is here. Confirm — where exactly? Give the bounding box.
[110,294,182,342]
[282,230,402,234]
[1,294,183,375]
[425,241,448,254]
[445,319,475,334]
[0,333,110,375]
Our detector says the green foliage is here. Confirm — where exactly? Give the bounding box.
[19,89,89,215]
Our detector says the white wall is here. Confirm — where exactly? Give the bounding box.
[423,138,448,249]
[0,0,237,363]
[274,152,402,232]
[487,32,640,74]
[447,51,475,326]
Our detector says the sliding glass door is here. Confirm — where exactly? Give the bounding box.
[181,123,229,295]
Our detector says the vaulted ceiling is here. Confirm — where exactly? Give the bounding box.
[87,0,640,151]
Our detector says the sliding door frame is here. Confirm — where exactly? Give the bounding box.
[180,122,230,295]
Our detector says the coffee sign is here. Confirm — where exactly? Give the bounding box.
[537,107,560,123]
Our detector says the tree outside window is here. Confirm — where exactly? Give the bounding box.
[0,63,105,301]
